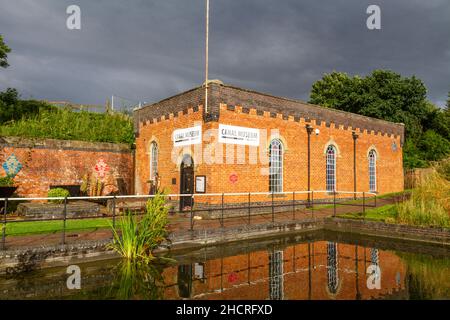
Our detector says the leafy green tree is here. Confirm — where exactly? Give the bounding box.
[0,35,11,68]
[309,70,450,167]
[418,130,450,162]
[0,88,53,123]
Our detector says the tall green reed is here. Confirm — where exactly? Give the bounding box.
[108,192,169,262]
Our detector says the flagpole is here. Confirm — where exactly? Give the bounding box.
[205,0,209,115]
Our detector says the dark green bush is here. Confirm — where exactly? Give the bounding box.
[0,175,15,187]
[47,188,70,204]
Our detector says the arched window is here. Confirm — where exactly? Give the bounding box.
[150,141,158,181]
[269,139,283,193]
[368,150,377,192]
[326,145,337,192]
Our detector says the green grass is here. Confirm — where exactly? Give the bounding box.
[337,204,397,223]
[1,218,121,236]
[0,108,134,145]
[313,190,409,210]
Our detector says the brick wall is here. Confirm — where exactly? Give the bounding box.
[134,83,404,206]
[0,136,133,198]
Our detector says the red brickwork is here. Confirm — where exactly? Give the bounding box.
[134,83,404,204]
[0,137,133,198]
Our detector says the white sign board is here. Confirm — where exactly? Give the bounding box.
[173,125,202,147]
[218,124,260,146]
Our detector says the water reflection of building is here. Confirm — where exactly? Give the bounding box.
[162,241,407,300]
[269,250,284,300]
[326,242,340,296]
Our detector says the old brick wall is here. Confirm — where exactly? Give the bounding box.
[0,137,133,198]
[134,83,404,206]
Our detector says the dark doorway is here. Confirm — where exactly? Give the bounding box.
[180,154,194,211]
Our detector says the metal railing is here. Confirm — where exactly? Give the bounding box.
[0,190,377,250]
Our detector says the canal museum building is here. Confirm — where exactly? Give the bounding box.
[133,80,404,210]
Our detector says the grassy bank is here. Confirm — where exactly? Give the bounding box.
[338,166,450,228]
[1,218,120,236]
[0,108,134,145]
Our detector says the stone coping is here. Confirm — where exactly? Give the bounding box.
[0,136,132,153]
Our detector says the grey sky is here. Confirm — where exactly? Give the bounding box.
[0,0,449,109]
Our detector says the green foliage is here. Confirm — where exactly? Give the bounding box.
[446,91,450,111]
[110,261,166,300]
[47,188,70,204]
[0,105,134,145]
[109,192,169,262]
[436,158,450,181]
[309,70,450,167]
[418,130,450,161]
[0,35,11,68]
[395,171,450,228]
[0,88,54,124]
[0,175,15,187]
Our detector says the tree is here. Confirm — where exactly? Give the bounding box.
[0,88,53,123]
[446,90,450,111]
[309,70,450,167]
[0,35,11,68]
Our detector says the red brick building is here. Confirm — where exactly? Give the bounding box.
[134,81,404,209]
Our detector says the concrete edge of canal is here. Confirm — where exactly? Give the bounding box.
[1,218,449,275]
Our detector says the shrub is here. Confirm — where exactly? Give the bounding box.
[0,175,14,187]
[80,173,104,196]
[109,192,169,262]
[436,158,450,181]
[395,171,450,228]
[47,188,70,204]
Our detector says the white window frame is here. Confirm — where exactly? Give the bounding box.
[368,150,377,192]
[326,145,337,192]
[269,139,283,193]
[150,141,158,181]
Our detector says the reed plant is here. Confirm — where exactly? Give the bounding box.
[108,192,169,262]
[395,170,450,228]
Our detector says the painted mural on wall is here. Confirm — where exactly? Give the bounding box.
[2,154,23,177]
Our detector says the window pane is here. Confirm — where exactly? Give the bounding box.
[269,139,283,192]
[326,146,336,192]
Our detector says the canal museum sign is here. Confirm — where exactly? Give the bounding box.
[134,81,405,209]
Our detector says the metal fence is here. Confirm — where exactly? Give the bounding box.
[0,190,377,250]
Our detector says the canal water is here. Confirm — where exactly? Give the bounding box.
[0,232,449,300]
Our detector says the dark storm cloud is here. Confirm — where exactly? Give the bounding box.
[0,0,449,108]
